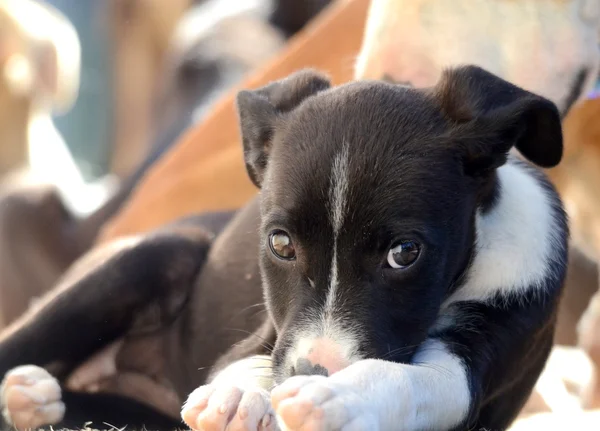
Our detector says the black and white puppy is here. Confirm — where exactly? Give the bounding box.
[182,66,568,431]
[0,66,567,431]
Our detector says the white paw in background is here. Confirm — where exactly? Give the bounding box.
[1,365,65,430]
[182,384,277,431]
[271,375,379,431]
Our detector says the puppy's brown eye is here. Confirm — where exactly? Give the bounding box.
[269,230,296,260]
[387,240,420,268]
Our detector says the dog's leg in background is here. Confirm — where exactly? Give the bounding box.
[182,319,278,431]
[578,289,600,408]
[554,244,600,408]
[0,222,215,430]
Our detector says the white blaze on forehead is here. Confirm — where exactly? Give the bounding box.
[324,142,350,325]
[287,142,360,366]
[329,143,350,235]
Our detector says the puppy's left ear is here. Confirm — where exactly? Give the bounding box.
[236,69,331,188]
[434,65,563,174]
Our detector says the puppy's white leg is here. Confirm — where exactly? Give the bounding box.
[1,365,65,431]
[182,355,278,431]
[272,339,470,431]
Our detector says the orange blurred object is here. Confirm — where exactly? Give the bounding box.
[97,0,371,243]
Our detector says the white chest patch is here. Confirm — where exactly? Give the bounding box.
[445,162,563,305]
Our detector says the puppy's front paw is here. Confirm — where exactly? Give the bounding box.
[271,375,378,431]
[1,365,65,430]
[182,384,276,431]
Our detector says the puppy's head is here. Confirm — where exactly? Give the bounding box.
[236,66,562,381]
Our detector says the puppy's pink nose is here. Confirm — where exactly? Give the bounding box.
[293,338,349,376]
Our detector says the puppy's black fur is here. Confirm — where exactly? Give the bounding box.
[0,66,567,431]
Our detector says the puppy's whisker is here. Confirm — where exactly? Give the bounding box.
[191,362,214,373]
[414,362,453,379]
[250,366,274,370]
[226,303,266,323]
[242,342,274,353]
[229,340,274,355]
[223,327,275,350]
[381,343,422,360]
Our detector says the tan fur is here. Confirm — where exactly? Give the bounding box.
[550,97,600,406]
[0,0,80,112]
[0,0,114,218]
[356,0,600,114]
[108,0,192,178]
[551,99,600,258]
[0,0,79,177]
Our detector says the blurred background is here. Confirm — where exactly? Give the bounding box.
[2,0,600,428]
[0,0,331,216]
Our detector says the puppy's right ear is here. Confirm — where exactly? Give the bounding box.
[236,69,331,188]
